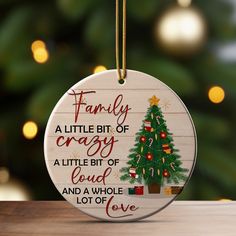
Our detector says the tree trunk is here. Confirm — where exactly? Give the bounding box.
[148,183,161,194]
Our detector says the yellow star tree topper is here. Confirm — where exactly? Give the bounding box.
[149,95,160,107]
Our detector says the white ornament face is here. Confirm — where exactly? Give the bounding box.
[44,70,197,222]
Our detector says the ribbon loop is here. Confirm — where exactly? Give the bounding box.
[116,0,127,82]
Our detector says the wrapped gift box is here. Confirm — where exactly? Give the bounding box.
[128,188,135,195]
[135,186,144,195]
[171,186,184,194]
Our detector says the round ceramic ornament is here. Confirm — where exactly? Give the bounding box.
[44,69,197,222]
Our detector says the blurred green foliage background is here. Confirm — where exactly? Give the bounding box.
[0,0,235,201]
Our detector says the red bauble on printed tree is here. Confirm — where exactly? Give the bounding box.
[160,131,167,139]
[146,152,153,161]
[139,136,146,143]
[163,169,170,178]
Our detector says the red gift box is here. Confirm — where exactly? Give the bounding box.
[135,186,144,195]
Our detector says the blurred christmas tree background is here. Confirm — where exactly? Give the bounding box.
[0,0,235,201]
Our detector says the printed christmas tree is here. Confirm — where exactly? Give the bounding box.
[120,96,188,194]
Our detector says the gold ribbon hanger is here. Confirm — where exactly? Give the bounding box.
[116,0,127,83]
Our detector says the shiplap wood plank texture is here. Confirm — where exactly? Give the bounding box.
[0,201,235,236]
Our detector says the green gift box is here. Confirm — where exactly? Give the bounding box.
[128,188,135,195]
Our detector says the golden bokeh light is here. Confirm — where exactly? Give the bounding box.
[177,0,192,8]
[158,8,205,44]
[219,199,232,202]
[93,65,107,74]
[155,6,206,56]
[31,40,46,53]
[0,167,10,184]
[33,48,49,64]
[0,179,31,201]
[22,121,38,140]
[208,86,225,104]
